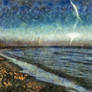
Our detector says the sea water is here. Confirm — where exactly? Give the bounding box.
[2,47,92,91]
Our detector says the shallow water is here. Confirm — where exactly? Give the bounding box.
[2,47,92,91]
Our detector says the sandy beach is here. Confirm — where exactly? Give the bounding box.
[0,54,66,92]
[0,47,92,92]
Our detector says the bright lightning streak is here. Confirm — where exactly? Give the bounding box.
[70,0,81,21]
[69,0,82,45]
[73,20,79,31]
[67,32,80,45]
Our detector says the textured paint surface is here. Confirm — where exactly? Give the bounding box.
[0,0,92,45]
[0,1,92,92]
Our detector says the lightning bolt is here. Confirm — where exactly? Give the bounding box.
[69,0,82,45]
[70,37,74,45]
[67,32,80,46]
[70,0,81,21]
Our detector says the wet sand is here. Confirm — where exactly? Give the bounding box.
[0,56,66,92]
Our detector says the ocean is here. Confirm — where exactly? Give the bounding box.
[1,47,92,92]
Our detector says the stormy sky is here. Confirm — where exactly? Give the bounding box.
[0,0,92,42]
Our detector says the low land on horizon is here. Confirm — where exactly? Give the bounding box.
[0,40,92,47]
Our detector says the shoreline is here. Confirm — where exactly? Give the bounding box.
[13,56,92,91]
[0,48,92,92]
[0,46,92,49]
[0,56,66,92]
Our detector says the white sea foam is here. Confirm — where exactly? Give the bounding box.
[0,53,91,92]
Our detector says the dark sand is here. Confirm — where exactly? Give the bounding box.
[0,56,66,92]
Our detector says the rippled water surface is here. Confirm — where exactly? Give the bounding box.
[2,47,92,91]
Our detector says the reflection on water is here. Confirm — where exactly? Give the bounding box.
[2,47,92,91]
